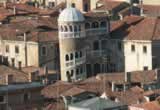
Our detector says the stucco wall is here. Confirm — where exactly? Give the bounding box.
[124,40,152,72]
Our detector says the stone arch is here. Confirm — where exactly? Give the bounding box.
[92,21,99,28]
[100,21,107,28]
[85,23,90,29]
[65,54,69,61]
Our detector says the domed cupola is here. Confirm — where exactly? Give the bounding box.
[58,7,85,22]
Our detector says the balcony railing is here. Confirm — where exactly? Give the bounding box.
[59,31,86,39]
[65,56,86,68]
[86,28,107,36]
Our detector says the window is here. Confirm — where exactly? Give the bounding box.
[61,26,64,32]
[100,21,107,28]
[65,54,69,61]
[74,25,78,32]
[23,93,30,102]
[92,22,99,28]
[131,45,135,52]
[42,46,47,56]
[48,2,55,8]
[71,3,75,7]
[76,68,79,75]
[143,46,147,53]
[18,61,22,70]
[11,58,15,67]
[70,53,73,60]
[84,3,89,12]
[6,45,9,53]
[71,70,74,77]
[0,96,4,102]
[78,25,81,31]
[93,41,100,50]
[15,46,19,54]
[69,25,73,32]
[64,26,68,32]
[75,52,79,59]
[80,67,83,73]
[144,66,148,71]
[85,23,90,29]
[118,42,122,51]
[80,51,82,57]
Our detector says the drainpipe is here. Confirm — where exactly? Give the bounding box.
[24,33,28,67]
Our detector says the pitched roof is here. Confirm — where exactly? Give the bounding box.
[111,15,160,41]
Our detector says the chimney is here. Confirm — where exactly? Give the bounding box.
[111,81,115,92]
[140,0,144,16]
[125,72,131,83]
[13,6,16,15]
[3,1,6,8]
[28,71,38,82]
[5,74,14,85]
[42,66,48,84]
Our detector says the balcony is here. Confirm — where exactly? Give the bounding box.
[59,31,86,39]
[86,28,107,36]
[65,56,86,68]
[87,50,109,57]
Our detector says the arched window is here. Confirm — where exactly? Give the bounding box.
[64,26,68,32]
[85,23,90,29]
[84,3,89,12]
[75,52,79,58]
[78,25,81,31]
[71,70,74,76]
[60,26,63,32]
[76,68,79,75]
[65,54,69,61]
[80,51,82,57]
[71,3,75,8]
[100,21,107,28]
[74,25,78,32]
[69,25,73,32]
[80,67,83,73]
[70,53,73,60]
[92,22,99,28]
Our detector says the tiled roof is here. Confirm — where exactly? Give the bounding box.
[96,0,129,11]
[0,65,28,84]
[111,15,160,41]
[97,70,157,84]
[130,101,160,110]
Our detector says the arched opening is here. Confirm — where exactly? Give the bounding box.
[64,26,68,32]
[84,3,89,12]
[76,68,79,75]
[78,25,81,31]
[70,53,74,60]
[80,51,82,57]
[71,3,76,8]
[92,22,99,28]
[75,52,79,59]
[69,25,73,32]
[60,26,64,32]
[65,54,69,61]
[85,23,90,29]
[66,71,71,82]
[74,25,78,32]
[80,67,83,73]
[100,21,107,28]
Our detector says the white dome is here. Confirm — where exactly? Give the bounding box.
[58,7,85,22]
